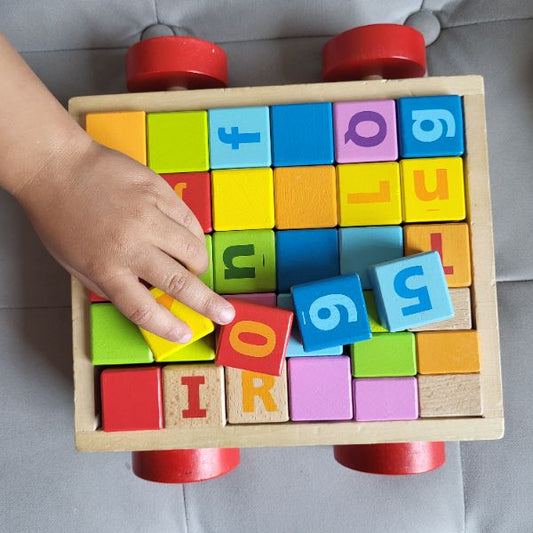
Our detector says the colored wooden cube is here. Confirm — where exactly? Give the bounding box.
[208,106,271,168]
[270,102,334,166]
[216,299,293,376]
[225,361,289,423]
[199,234,214,290]
[85,111,146,164]
[404,223,471,287]
[333,100,398,163]
[291,274,371,352]
[276,229,339,292]
[159,334,215,363]
[369,251,454,332]
[337,162,402,226]
[147,111,209,173]
[163,364,225,427]
[211,167,274,231]
[90,303,153,365]
[398,95,464,158]
[363,291,388,333]
[400,157,465,222]
[230,293,277,307]
[339,225,404,289]
[351,332,416,378]
[161,172,212,233]
[88,290,108,303]
[353,377,418,421]
[273,165,337,229]
[213,230,276,294]
[101,367,163,432]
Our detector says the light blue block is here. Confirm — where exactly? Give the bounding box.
[291,275,371,352]
[277,294,343,357]
[208,106,271,169]
[339,226,404,289]
[369,251,454,332]
[397,95,464,158]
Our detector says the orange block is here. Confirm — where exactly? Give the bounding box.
[416,330,480,374]
[274,165,337,229]
[404,223,471,287]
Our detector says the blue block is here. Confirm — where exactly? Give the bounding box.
[208,106,271,169]
[397,95,464,158]
[339,226,404,289]
[369,251,454,332]
[276,229,339,292]
[291,275,371,352]
[271,103,334,166]
[277,294,343,357]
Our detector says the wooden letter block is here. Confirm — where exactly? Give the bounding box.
[216,299,293,376]
[225,361,289,424]
[416,330,480,374]
[273,165,337,229]
[163,364,225,427]
[363,291,388,333]
[418,374,482,417]
[337,162,402,226]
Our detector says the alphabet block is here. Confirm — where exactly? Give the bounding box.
[101,367,163,432]
[276,229,339,293]
[225,361,289,423]
[212,167,274,231]
[400,157,465,222]
[398,95,464,158]
[369,251,454,332]
[271,102,334,166]
[291,274,371,352]
[216,299,293,376]
[162,364,225,427]
[363,291,388,333]
[287,356,353,421]
[213,230,276,294]
[230,293,277,307]
[333,100,398,163]
[273,165,337,229]
[199,234,214,290]
[337,162,402,226]
[208,106,271,169]
[159,334,215,363]
[147,111,209,173]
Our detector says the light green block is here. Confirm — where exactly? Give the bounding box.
[213,229,276,294]
[90,303,153,365]
[364,290,389,333]
[351,332,416,377]
[155,334,215,363]
[199,234,214,289]
[147,111,209,173]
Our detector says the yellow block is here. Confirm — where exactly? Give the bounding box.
[154,334,215,363]
[212,167,274,231]
[140,288,214,361]
[337,162,402,226]
[85,111,146,164]
[400,157,465,222]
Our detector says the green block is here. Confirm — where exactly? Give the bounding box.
[90,303,153,365]
[199,234,214,289]
[147,111,209,173]
[213,229,276,294]
[364,290,389,333]
[351,332,416,377]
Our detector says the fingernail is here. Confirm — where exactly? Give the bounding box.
[177,331,192,344]
[218,306,235,324]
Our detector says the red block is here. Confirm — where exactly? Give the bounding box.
[162,172,212,233]
[89,290,109,303]
[216,299,293,376]
[101,367,164,432]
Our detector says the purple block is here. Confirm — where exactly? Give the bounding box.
[288,356,353,421]
[333,100,398,163]
[353,377,419,421]
[227,293,277,307]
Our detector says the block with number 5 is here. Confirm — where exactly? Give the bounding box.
[291,275,371,352]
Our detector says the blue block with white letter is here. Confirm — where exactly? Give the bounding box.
[291,274,371,352]
[208,106,271,169]
[397,95,464,158]
[369,251,454,332]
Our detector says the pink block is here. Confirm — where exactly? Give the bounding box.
[227,293,277,307]
[353,377,419,421]
[333,100,398,163]
[288,356,353,421]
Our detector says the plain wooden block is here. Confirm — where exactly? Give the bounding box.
[418,374,482,417]
[163,364,225,428]
[225,361,289,424]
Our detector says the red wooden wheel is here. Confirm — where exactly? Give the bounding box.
[126,36,228,92]
[132,448,240,483]
[322,23,426,82]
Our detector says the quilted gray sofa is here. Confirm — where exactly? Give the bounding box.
[1,1,532,532]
